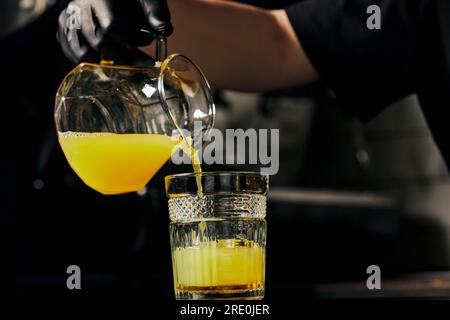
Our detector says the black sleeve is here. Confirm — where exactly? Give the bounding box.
[285,0,426,121]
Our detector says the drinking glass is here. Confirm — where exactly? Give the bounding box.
[165,172,269,300]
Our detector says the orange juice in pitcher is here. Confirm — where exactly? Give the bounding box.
[58,132,181,194]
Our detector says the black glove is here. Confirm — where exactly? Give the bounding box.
[57,0,173,64]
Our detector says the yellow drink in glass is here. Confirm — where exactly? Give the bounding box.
[58,132,180,195]
[172,239,265,294]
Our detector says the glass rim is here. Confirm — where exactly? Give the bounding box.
[164,171,269,180]
[165,171,269,197]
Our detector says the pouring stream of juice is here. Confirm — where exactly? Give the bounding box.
[175,131,203,197]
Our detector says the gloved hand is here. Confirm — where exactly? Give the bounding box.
[57,0,173,63]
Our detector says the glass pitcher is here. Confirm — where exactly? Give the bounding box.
[54,37,215,195]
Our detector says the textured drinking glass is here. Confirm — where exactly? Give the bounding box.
[165,172,269,300]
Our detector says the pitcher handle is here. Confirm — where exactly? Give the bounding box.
[155,36,168,62]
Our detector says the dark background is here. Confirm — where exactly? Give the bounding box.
[2,0,450,302]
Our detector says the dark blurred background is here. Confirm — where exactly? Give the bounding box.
[2,0,450,301]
